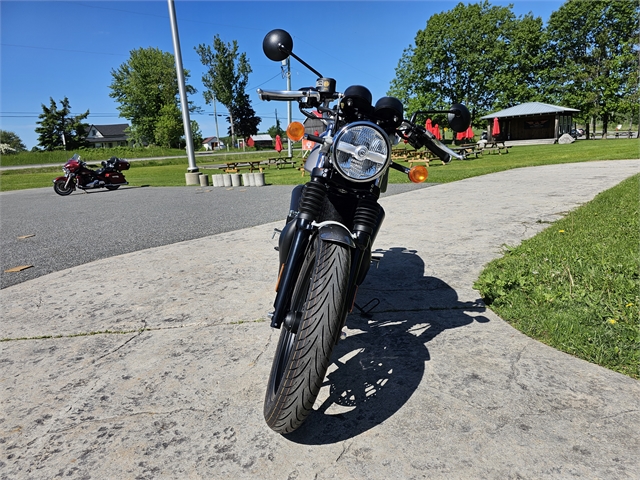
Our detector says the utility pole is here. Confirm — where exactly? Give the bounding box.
[167,0,198,177]
[213,94,220,148]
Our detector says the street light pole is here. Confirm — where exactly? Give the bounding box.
[167,0,198,174]
[282,58,293,157]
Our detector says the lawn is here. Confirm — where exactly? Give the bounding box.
[1,138,638,191]
[474,174,640,378]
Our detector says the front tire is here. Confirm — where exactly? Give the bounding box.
[53,179,74,196]
[264,235,350,434]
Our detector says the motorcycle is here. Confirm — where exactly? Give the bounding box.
[53,154,130,196]
[258,29,471,434]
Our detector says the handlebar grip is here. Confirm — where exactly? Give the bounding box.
[305,133,324,144]
[419,130,463,163]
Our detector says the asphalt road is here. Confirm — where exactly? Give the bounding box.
[0,183,431,289]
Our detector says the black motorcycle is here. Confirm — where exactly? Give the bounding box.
[258,29,470,434]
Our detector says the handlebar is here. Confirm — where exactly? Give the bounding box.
[257,88,322,102]
[401,123,465,163]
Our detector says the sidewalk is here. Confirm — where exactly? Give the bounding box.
[1,160,639,479]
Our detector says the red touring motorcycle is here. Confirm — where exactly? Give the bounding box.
[53,154,130,196]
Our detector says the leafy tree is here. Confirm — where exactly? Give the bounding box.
[35,97,89,151]
[389,2,544,123]
[154,103,183,148]
[0,130,27,153]
[196,35,261,146]
[110,47,198,145]
[544,0,639,137]
[267,117,284,139]
[267,110,285,139]
[492,13,546,109]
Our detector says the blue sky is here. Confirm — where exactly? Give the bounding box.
[1,1,563,149]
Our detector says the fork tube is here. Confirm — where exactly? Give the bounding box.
[270,219,312,328]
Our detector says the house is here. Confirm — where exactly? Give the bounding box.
[248,134,273,149]
[85,124,131,148]
[202,136,224,150]
[480,102,580,141]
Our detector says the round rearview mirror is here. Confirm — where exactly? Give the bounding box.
[448,103,471,132]
[263,29,293,62]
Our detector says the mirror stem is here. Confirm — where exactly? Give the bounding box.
[287,50,323,79]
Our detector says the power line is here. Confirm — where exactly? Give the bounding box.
[0,43,127,57]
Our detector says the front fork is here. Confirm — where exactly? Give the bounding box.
[64,174,76,189]
[270,180,384,332]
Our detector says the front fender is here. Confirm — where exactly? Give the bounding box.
[53,176,68,182]
[318,223,355,249]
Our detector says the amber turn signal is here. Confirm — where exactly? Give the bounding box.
[286,122,305,142]
[408,165,428,183]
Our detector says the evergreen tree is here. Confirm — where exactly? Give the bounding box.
[35,97,89,151]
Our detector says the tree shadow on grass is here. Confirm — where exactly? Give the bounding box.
[286,247,489,445]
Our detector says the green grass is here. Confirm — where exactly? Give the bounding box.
[474,174,640,378]
[0,147,187,166]
[1,139,638,192]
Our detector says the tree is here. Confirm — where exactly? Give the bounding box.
[196,35,261,146]
[267,110,285,139]
[35,97,89,151]
[154,104,183,148]
[0,130,27,153]
[229,91,261,140]
[190,120,203,151]
[544,0,639,137]
[389,2,544,123]
[491,13,546,109]
[110,47,198,146]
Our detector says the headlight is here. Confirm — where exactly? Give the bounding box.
[331,121,391,182]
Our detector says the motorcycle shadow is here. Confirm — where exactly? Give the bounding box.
[286,247,489,445]
[73,185,149,194]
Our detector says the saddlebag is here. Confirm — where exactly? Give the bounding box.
[105,172,126,184]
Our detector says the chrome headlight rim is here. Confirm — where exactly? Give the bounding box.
[331,121,391,183]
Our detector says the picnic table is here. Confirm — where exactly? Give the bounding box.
[392,148,442,166]
[614,131,635,138]
[218,161,264,173]
[267,156,295,169]
[479,141,509,155]
[452,144,481,159]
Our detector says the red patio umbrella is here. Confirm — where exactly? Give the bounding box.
[456,131,465,141]
[493,117,501,136]
[425,118,433,135]
[275,134,283,153]
[465,126,474,140]
[433,123,442,140]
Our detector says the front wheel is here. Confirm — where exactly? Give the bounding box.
[264,235,351,434]
[53,179,74,196]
